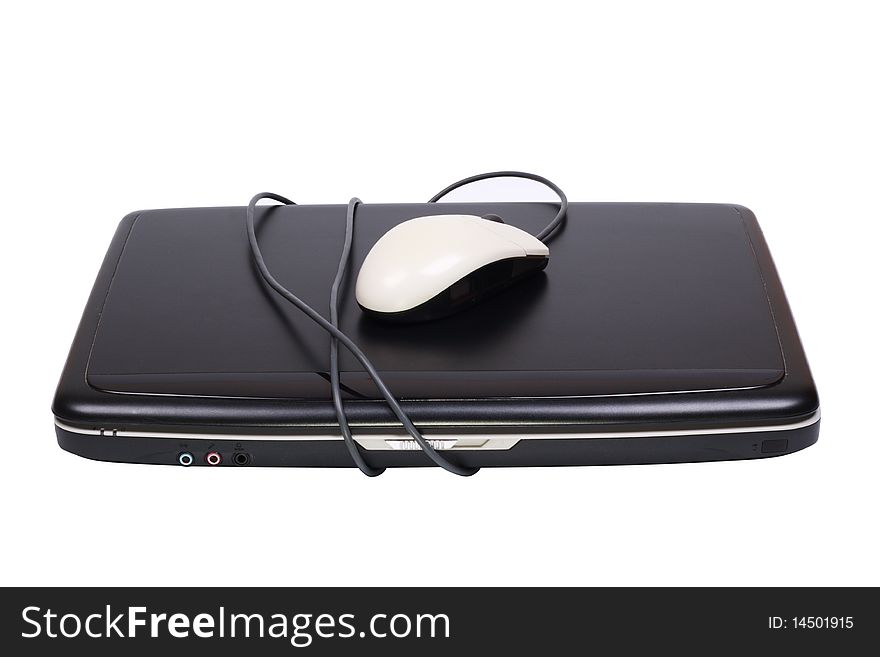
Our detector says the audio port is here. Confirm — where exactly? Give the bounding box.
[178,452,194,467]
[205,451,222,466]
[232,452,250,466]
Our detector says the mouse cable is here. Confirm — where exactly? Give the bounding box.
[246,171,568,476]
[428,170,568,242]
[248,193,474,476]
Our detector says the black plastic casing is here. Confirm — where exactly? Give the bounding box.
[53,202,819,468]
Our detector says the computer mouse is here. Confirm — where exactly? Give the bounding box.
[355,214,549,322]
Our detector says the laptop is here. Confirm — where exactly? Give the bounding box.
[53,201,819,468]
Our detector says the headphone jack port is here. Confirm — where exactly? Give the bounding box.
[232,452,251,466]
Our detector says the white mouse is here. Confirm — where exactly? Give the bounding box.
[355,214,549,322]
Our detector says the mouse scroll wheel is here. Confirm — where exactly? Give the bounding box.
[480,214,505,223]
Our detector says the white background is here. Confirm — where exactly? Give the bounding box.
[1,1,877,587]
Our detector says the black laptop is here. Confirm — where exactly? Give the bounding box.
[53,201,819,468]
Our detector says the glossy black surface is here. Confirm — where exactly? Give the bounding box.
[53,202,818,432]
[85,202,782,398]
